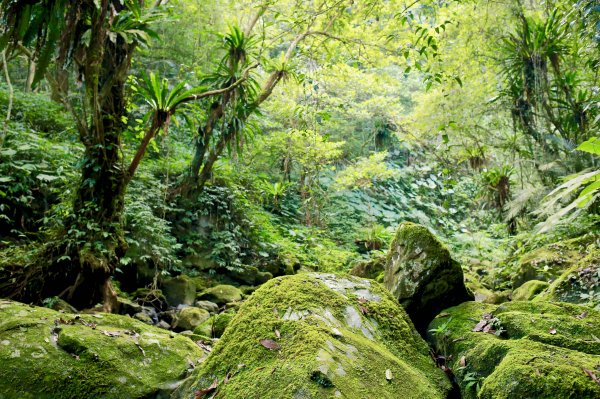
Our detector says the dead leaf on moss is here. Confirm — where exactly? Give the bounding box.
[260,339,281,350]
[194,378,218,398]
[583,369,600,387]
[459,356,466,367]
[575,312,588,320]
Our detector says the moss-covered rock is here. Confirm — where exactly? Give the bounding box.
[49,298,78,314]
[161,275,197,307]
[349,253,386,281]
[535,246,600,306]
[463,272,499,303]
[384,222,473,332]
[174,273,452,399]
[511,237,591,288]
[428,301,600,398]
[0,300,208,398]
[197,284,242,306]
[193,311,236,338]
[229,265,273,285]
[512,280,549,301]
[173,307,210,331]
[195,300,219,314]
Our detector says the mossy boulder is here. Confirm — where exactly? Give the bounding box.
[193,311,236,338]
[534,246,600,305]
[50,298,78,314]
[197,284,242,306]
[161,275,197,307]
[173,307,210,331]
[229,265,273,285]
[511,237,592,288]
[512,280,549,301]
[428,301,600,398]
[0,299,208,398]
[349,253,386,282]
[384,222,473,332]
[174,273,452,399]
[195,300,219,314]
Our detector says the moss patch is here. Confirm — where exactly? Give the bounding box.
[428,301,600,399]
[0,300,208,398]
[512,280,549,301]
[174,273,451,399]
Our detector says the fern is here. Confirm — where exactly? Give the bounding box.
[537,137,600,233]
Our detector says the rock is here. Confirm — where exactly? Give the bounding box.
[510,237,590,288]
[156,320,171,330]
[115,296,142,316]
[49,298,78,314]
[349,253,386,282]
[173,273,452,399]
[193,311,236,338]
[512,280,549,301]
[229,265,273,285]
[384,222,473,332]
[534,246,600,304]
[133,312,153,325]
[173,307,210,331]
[197,284,242,306]
[158,309,177,325]
[195,300,219,314]
[161,275,197,307]
[0,300,207,398]
[428,301,600,398]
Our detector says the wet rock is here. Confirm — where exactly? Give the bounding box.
[384,222,473,332]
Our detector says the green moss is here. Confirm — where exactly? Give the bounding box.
[511,237,592,288]
[512,280,549,301]
[0,300,208,398]
[174,273,451,399]
[349,252,386,280]
[197,284,242,305]
[535,248,600,306]
[174,307,210,331]
[428,301,600,399]
[161,275,197,306]
[193,311,236,338]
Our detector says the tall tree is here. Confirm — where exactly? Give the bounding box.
[0,0,247,309]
